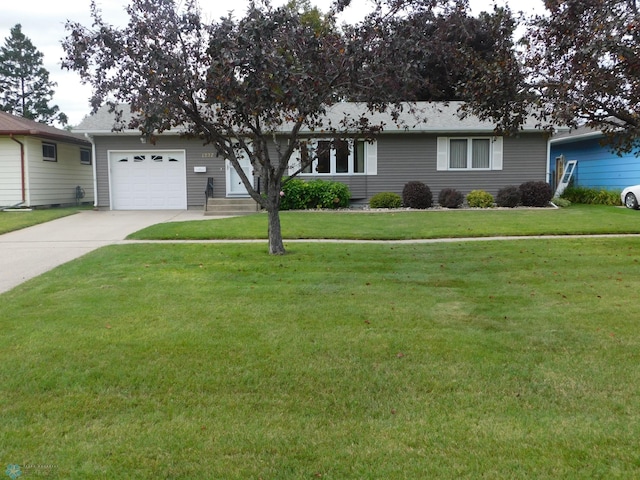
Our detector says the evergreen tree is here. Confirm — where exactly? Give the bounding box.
[0,24,67,125]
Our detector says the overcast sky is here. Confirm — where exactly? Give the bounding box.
[1,0,544,126]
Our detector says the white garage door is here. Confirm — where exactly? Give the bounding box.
[109,150,187,210]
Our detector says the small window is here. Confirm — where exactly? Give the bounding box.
[43,142,57,162]
[80,148,92,165]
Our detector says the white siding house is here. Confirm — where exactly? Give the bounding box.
[0,111,94,208]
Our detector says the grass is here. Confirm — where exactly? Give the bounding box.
[129,204,640,240]
[0,207,85,235]
[1,238,640,478]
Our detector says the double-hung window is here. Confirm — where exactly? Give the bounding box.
[437,136,503,171]
[295,139,374,175]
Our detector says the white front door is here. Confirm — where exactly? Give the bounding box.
[226,154,253,197]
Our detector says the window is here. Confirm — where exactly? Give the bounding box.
[295,139,373,175]
[80,148,92,165]
[42,142,57,162]
[437,137,503,171]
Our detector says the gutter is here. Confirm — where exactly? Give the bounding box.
[9,134,26,205]
[550,130,603,145]
[85,133,98,208]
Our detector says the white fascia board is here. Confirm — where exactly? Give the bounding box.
[549,131,603,145]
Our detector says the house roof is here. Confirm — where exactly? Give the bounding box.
[74,102,545,136]
[550,124,603,145]
[0,111,91,146]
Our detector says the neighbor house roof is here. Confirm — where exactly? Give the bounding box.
[74,101,545,136]
[0,111,91,146]
[550,124,604,145]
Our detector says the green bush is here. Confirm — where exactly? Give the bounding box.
[561,186,622,206]
[280,178,307,210]
[466,190,494,208]
[496,185,521,208]
[280,178,350,210]
[369,192,402,209]
[551,196,572,208]
[519,181,553,207]
[438,188,464,208]
[306,179,350,209]
[402,181,433,209]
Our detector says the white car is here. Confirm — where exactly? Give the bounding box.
[621,185,640,209]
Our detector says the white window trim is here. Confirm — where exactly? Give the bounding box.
[42,142,57,162]
[437,136,503,171]
[290,139,377,176]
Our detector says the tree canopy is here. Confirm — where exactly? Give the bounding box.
[0,24,68,125]
[524,0,640,154]
[62,0,528,254]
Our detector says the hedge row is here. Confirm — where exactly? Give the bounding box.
[370,181,554,209]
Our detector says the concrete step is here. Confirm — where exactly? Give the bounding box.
[204,198,260,216]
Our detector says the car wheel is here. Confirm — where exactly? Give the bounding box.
[625,192,639,209]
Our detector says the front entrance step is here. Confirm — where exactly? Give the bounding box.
[204,198,260,216]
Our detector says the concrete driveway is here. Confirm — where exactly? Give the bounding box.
[0,209,206,294]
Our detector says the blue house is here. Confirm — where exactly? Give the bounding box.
[549,126,640,192]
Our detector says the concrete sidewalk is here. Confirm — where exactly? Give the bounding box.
[0,209,207,294]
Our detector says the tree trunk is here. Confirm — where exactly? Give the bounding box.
[267,206,286,255]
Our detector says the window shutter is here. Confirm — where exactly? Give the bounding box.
[366,140,377,175]
[492,137,503,171]
[437,137,448,171]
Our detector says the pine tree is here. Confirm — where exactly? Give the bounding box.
[0,24,67,125]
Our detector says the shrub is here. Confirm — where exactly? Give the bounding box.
[466,190,494,208]
[306,179,350,209]
[519,181,553,207]
[402,181,433,209]
[561,186,622,206]
[369,192,402,209]
[438,188,464,208]
[551,196,571,208]
[280,178,307,210]
[495,185,521,208]
[280,178,350,210]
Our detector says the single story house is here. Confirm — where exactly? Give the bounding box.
[549,126,640,192]
[74,102,552,211]
[0,111,94,208]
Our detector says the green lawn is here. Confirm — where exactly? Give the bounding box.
[1,236,639,478]
[130,204,640,240]
[0,207,85,235]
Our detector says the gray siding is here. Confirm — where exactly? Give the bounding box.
[93,132,549,208]
[379,133,549,200]
[93,135,227,209]
[299,133,549,203]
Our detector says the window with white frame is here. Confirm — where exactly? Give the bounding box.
[42,142,57,162]
[294,139,376,175]
[437,136,503,171]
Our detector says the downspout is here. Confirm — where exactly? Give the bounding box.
[85,133,98,208]
[9,134,26,205]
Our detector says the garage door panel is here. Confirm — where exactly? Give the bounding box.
[109,150,187,210]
